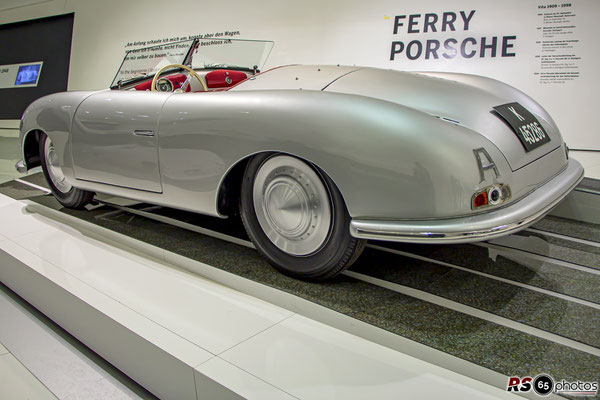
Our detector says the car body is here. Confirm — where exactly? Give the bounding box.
[16,38,584,279]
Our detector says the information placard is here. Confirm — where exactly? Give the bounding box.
[0,61,43,88]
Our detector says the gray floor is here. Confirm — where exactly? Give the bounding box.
[0,332,57,400]
[0,129,21,184]
[0,284,158,400]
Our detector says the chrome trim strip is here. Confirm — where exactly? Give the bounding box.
[350,159,584,244]
[575,187,600,196]
[344,269,600,358]
[525,227,600,248]
[366,243,600,308]
[133,129,155,137]
[14,178,52,194]
[475,242,600,276]
[97,199,253,248]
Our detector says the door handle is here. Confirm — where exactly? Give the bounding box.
[133,129,155,137]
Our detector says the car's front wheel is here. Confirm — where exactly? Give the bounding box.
[39,132,94,209]
[240,153,365,280]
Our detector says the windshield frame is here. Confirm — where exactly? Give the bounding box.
[110,38,198,89]
[109,37,273,89]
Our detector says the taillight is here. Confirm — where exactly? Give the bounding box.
[473,192,488,207]
[472,184,511,209]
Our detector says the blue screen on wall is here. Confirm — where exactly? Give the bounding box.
[15,63,42,85]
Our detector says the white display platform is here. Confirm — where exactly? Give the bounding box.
[0,193,518,400]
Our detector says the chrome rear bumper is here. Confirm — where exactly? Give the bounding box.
[350,159,584,244]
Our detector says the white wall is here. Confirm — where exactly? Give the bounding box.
[1,0,598,154]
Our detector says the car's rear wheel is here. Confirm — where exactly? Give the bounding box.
[240,153,366,280]
[39,132,94,209]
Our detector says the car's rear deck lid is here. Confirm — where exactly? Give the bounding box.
[232,65,361,92]
[324,67,562,171]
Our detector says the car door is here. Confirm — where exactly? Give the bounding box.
[71,90,172,192]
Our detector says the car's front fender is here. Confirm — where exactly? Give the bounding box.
[19,90,99,176]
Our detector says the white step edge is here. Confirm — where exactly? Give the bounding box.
[0,244,248,400]
[0,195,299,400]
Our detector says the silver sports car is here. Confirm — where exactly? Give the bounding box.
[16,38,584,280]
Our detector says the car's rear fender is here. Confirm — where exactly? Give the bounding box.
[158,89,515,220]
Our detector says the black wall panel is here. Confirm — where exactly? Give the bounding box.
[0,13,74,119]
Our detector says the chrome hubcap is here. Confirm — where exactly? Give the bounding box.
[44,138,72,193]
[253,155,331,256]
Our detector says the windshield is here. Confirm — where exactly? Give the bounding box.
[111,38,274,87]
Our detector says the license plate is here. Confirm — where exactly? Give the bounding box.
[493,102,551,152]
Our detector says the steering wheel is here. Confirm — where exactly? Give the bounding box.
[151,63,208,92]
